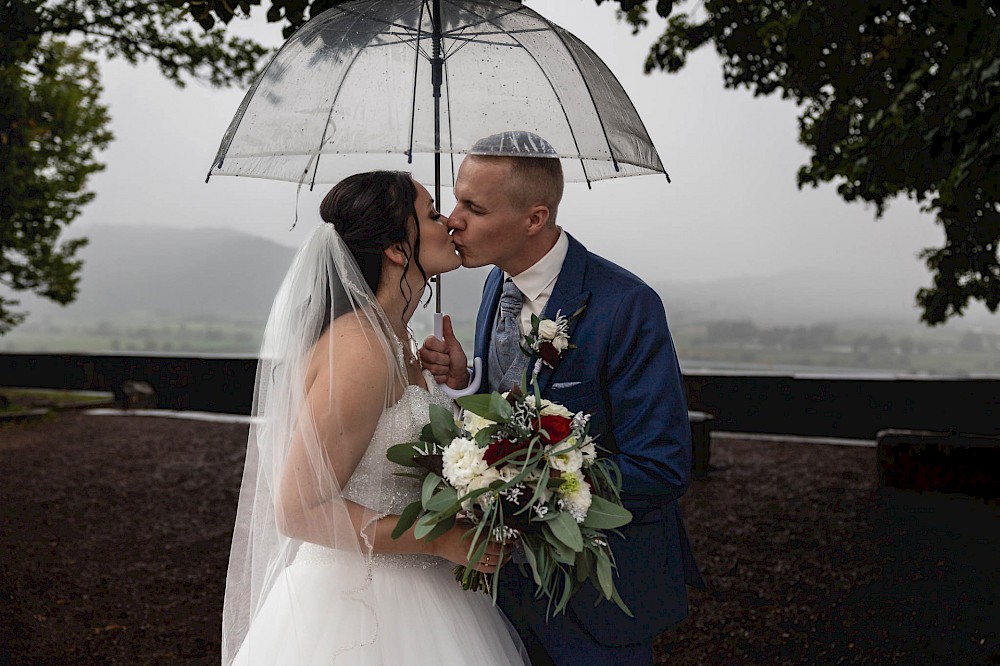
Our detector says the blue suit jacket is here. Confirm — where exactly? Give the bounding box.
[475,233,702,647]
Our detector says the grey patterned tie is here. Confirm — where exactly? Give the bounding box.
[489,277,526,393]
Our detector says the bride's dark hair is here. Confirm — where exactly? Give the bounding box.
[320,171,429,315]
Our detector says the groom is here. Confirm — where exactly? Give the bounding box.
[421,131,702,665]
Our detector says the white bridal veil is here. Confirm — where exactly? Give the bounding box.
[221,221,408,665]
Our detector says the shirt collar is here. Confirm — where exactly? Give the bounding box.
[506,229,569,302]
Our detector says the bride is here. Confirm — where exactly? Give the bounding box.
[222,171,527,665]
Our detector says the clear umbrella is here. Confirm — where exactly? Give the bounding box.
[207,0,669,395]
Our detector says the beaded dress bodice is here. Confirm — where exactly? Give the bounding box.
[341,372,453,515]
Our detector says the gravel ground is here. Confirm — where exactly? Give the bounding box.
[1,412,997,665]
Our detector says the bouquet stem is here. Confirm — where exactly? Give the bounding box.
[454,565,492,594]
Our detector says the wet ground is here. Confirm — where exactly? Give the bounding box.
[1,412,996,665]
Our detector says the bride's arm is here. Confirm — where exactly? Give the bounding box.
[275,327,501,571]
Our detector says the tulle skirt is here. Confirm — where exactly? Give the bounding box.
[231,545,528,666]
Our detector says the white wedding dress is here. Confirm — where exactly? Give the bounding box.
[232,374,528,666]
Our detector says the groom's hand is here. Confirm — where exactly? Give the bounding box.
[419,315,470,389]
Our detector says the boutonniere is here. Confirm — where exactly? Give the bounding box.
[521,304,587,373]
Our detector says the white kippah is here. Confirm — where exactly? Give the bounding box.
[470,131,558,158]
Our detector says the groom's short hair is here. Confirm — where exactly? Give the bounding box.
[469,132,564,224]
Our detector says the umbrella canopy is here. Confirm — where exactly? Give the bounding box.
[207,0,667,189]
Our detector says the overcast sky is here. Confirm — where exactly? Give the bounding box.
[73,0,994,327]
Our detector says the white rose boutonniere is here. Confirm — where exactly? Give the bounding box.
[521,304,587,373]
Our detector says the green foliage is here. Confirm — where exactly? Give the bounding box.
[1,8,111,333]
[612,0,999,324]
[0,0,271,333]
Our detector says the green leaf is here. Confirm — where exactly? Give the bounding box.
[555,568,574,615]
[420,423,437,443]
[386,442,420,467]
[595,549,614,599]
[413,512,454,541]
[421,473,442,507]
[522,545,543,586]
[543,525,578,564]
[576,547,594,582]
[474,423,507,447]
[489,392,513,421]
[468,530,489,565]
[391,501,423,539]
[610,585,634,617]
[425,487,458,512]
[581,495,633,530]
[547,511,584,552]
[429,404,459,444]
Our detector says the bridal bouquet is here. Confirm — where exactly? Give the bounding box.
[387,385,633,617]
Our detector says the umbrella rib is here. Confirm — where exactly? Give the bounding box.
[443,50,457,183]
[207,21,298,180]
[534,14,620,181]
[308,11,375,192]
[456,4,586,170]
[407,0,428,163]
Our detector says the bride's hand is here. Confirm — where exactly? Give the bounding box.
[428,523,510,573]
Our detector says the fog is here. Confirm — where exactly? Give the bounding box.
[6,0,996,371]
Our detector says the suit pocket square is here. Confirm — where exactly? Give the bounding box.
[551,381,582,389]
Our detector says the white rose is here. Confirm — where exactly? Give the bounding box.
[463,467,502,511]
[547,444,583,473]
[552,333,570,352]
[537,319,559,340]
[442,438,488,489]
[538,399,573,418]
[461,410,494,436]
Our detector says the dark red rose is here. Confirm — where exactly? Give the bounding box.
[539,340,561,367]
[484,438,529,466]
[538,414,572,445]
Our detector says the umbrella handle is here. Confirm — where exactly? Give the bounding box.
[434,313,483,398]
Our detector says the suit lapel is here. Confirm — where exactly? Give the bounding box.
[475,267,504,393]
[534,234,591,395]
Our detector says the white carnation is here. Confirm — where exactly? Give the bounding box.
[442,438,488,489]
[538,319,560,340]
[558,470,592,523]
[552,334,570,352]
[547,443,584,473]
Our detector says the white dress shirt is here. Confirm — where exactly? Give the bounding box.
[505,229,569,335]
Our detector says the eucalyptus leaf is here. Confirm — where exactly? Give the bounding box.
[385,442,420,467]
[456,393,509,422]
[610,585,634,617]
[421,473,442,507]
[575,547,594,582]
[488,392,513,421]
[413,512,454,541]
[425,487,458,512]
[521,545,543,586]
[581,495,632,530]
[547,511,584,552]
[429,404,460,444]
[420,423,437,443]
[595,549,614,599]
[543,525,578,564]
[391,501,423,539]
[474,423,507,447]
[556,568,574,615]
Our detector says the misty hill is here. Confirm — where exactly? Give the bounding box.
[15,225,297,323]
[7,224,995,332]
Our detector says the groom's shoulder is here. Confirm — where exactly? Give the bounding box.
[583,248,658,299]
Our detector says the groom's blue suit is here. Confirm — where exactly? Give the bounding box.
[474,233,702,664]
